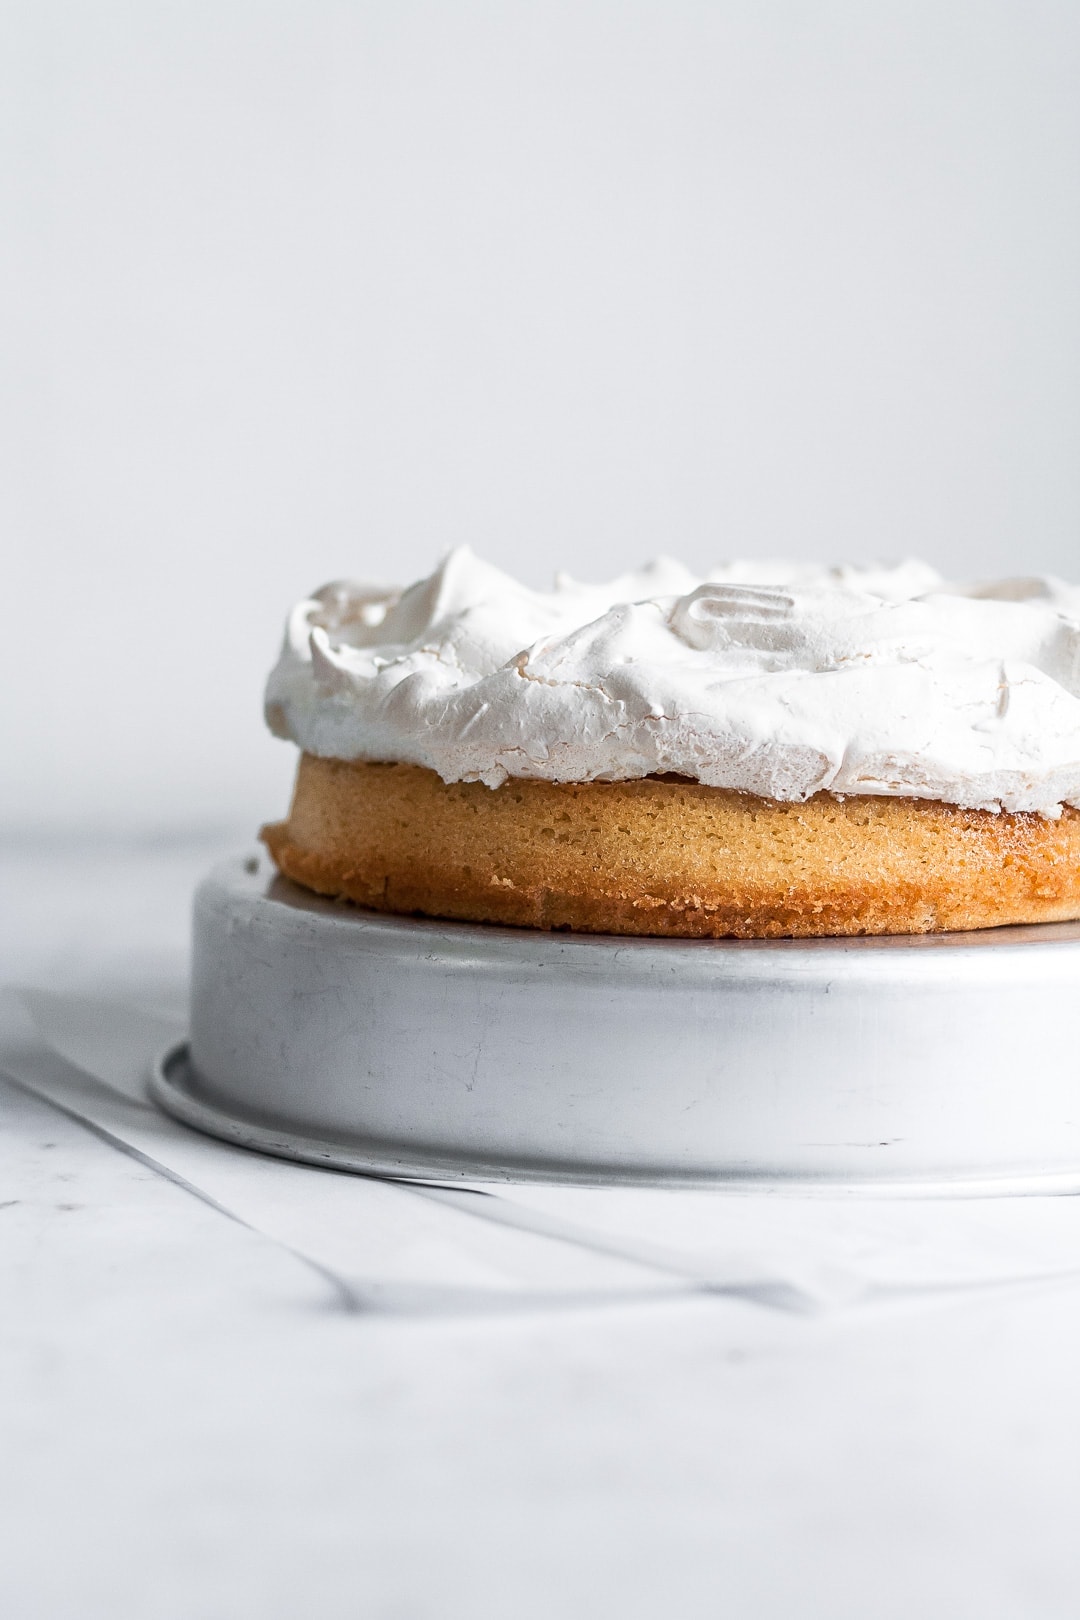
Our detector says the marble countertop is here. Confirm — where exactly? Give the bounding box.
[3,835,1080,1620]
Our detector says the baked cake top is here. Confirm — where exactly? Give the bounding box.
[265,548,1080,815]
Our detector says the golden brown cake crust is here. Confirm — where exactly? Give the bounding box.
[261,755,1080,938]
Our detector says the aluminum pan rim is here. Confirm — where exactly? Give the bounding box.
[151,1040,1080,1199]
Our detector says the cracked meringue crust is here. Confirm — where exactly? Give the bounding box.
[261,755,1080,938]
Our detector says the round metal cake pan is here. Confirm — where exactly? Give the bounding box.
[150,851,1080,1192]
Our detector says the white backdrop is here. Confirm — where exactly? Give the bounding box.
[4,0,1079,833]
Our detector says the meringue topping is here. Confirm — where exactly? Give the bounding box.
[265,548,1080,815]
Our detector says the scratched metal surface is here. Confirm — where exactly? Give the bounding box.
[172,853,1080,1192]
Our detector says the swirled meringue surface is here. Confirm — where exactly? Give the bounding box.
[265,548,1080,815]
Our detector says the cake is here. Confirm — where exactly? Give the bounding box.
[261,549,1080,937]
